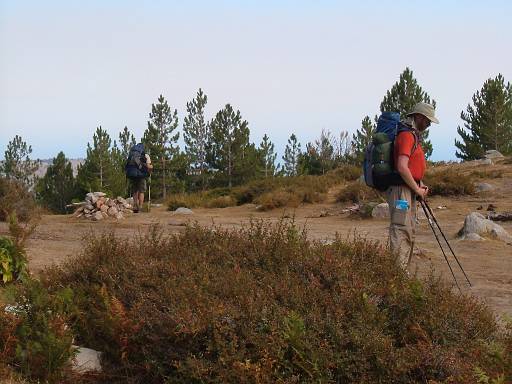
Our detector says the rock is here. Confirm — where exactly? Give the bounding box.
[319,210,330,217]
[487,211,512,222]
[255,205,264,212]
[126,197,134,206]
[95,197,106,208]
[371,203,389,219]
[174,207,194,215]
[476,205,483,210]
[106,199,116,207]
[115,212,124,220]
[116,197,127,205]
[152,203,163,208]
[101,212,108,219]
[487,204,497,211]
[475,183,495,193]
[72,346,102,373]
[84,203,94,211]
[484,150,504,159]
[107,206,119,217]
[92,211,104,221]
[100,204,108,213]
[86,193,98,204]
[462,233,485,241]
[459,212,512,243]
[93,192,106,198]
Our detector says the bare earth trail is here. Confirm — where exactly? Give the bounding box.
[1,177,511,318]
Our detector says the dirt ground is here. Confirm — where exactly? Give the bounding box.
[1,166,511,319]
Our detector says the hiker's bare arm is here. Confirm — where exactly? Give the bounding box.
[396,155,427,199]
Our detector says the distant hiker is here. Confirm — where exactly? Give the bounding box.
[363,102,439,270]
[125,143,153,213]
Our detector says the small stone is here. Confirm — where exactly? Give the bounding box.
[484,150,504,159]
[100,204,108,213]
[72,346,102,373]
[116,197,127,205]
[476,205,483,210]
[487,204,497,211]
[85,213,93,219]
[85,203,94,210]
[92,211,104,221]
[126,197,134,206]
[115,212,124,220]
[371,203,389,219]
[107,206,119,217]
[107,199,116,207]
[174,207,193,215]
[475,183,495,193]
[255,205,264,212]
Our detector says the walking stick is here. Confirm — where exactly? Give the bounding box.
[419,200,461,291]
[422,200,472,287]
[148,175,151,213]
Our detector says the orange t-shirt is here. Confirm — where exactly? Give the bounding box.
[394,131,426,181]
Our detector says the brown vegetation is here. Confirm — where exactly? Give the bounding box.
[1,221,503,383]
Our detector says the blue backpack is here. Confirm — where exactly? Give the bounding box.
[363,112,417,191]
[125,143,150,179]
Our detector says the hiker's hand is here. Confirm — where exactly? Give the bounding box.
[415,186,428,200]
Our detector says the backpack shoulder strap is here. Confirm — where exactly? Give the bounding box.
[397,124,419,156]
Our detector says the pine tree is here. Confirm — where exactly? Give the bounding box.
[118,126,136,159]
[282,134,301,176]
[258,134,277,178]
[36,151,76,213]
[143,95,179,199]
[208,104,251,188]
[315,129,334,174]
[352,116,375,163]
[1,135,40,188]
[76,126,116,194]
[455,74,512,160]
[183,88,209,189]
[380,67,435,158]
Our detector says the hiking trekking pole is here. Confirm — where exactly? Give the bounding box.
[422,200,472,287]
[419,199,461,292]
[148,175,152,213]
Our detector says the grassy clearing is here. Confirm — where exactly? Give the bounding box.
[0,221,507,383]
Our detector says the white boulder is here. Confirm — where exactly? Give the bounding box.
[173,207,194,215]
[459,212,512,243]
[371,203,389,219]
[72,346,102,373]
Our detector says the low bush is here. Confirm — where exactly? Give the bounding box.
[336,181,378,203]
[206,195,237,208]
[424,168,476,196]
[470,168,504,179]
[0,178,37,222]
[167,165,362,211]
[254,189,301,211]
[1,279,76,383]
[37,221,510,383]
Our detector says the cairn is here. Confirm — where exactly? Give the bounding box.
[72,192,134,221]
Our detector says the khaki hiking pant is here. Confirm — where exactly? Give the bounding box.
[386,185,417,271]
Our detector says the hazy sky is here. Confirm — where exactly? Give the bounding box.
[1,0,511,161]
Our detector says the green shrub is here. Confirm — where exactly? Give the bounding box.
[1,279,75,382]
[40,222,509,383]
[424,168,476,196]
[0,237,27,284]
[336,181,377,203]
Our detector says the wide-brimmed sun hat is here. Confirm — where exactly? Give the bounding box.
[406,102,439,124]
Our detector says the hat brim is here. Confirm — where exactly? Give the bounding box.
[407,112,439,124]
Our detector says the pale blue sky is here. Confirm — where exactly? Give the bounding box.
[1,0,511,161]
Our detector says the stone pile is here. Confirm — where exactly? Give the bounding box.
[73,192,134,221]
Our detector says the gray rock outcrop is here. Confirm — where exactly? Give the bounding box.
[459,212,512,243]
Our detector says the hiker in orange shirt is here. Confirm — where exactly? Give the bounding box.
[387,103,439,270]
